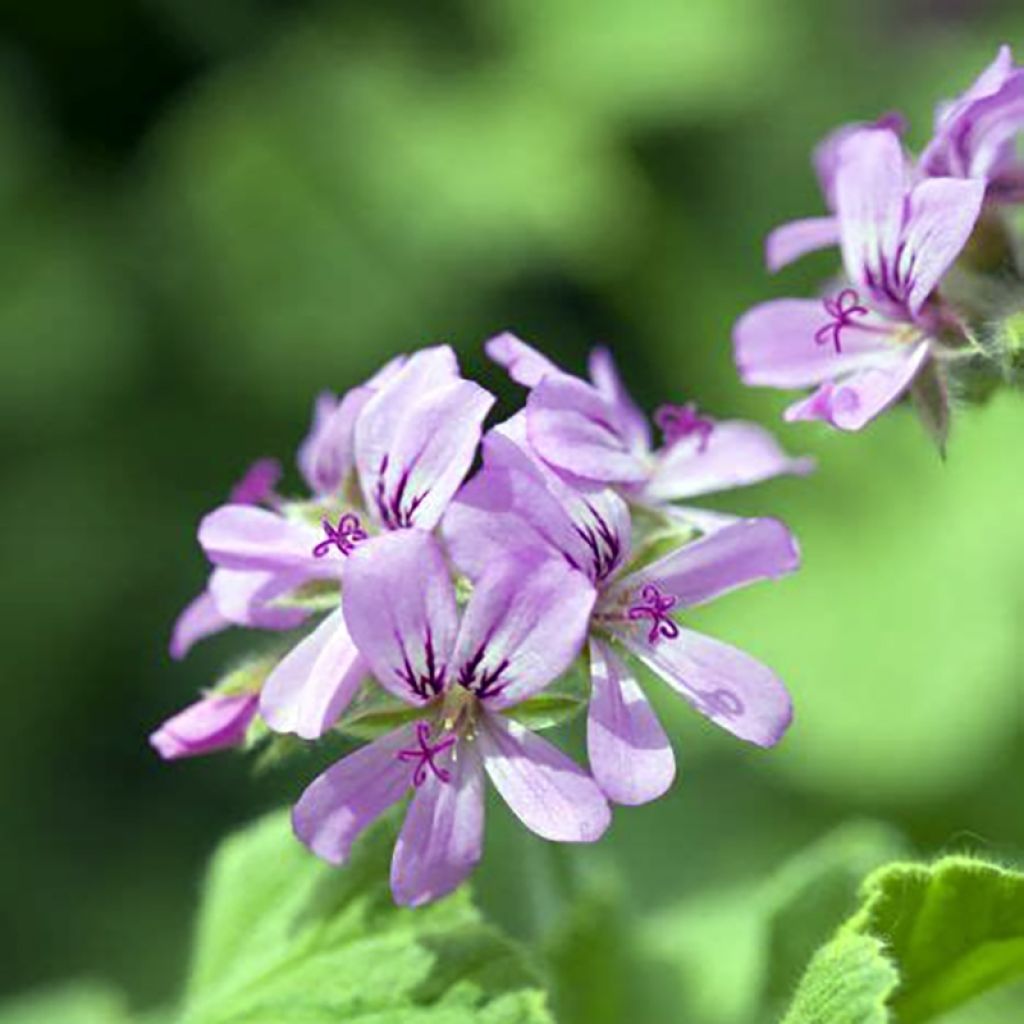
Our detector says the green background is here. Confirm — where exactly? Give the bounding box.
[0,0,1021,1019]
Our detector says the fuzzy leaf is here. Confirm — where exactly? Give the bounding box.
[782,856,1024,1024]
[181,810,554,1024]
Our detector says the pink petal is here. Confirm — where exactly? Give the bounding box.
[292,724,417,865]
[478,713,610,842]
[453,553,596,709]
[390,741,485,907]
[900,178,985,317]
[587,346,652,453]
[587,639,674,806]
[149,693,258,760]
[619,627,792,748]
[733,299,895,389]
[169,589,230,660]
[260,608,368,739]
[342,531,458,706]
[764,216,840,272]
[485,331,561,387]
[645,420,814,503]
[207,567,313,630]
[784,341,930,431]
[198,505,325,575]
[527,375,649,484]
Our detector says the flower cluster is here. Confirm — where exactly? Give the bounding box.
[153,338,809,905]
[734,45,1024,442]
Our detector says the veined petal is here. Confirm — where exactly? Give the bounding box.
[784,341,930,432]
[644,420,814,503]
[733,299,895,389]
[527,375,649,484]
[587,639,674,806]
[618,517,799,610]
[207,567,313,631]
[297,387,376,497]
[835,128,909,298]
[619,627,792,748]
[765,216,840,272]
[587,347,652,453]
[342,531,458,705]
[900,178,985,317]
[198,506,325,575]
[453,553,596,708]
[390,740,485,907]
[478,713,610,842]
[169,589,230,660]
[292,724,417,865]
[485,331,561,387]
[260,608,368,739]
[356,351,495,531]
[813,112,906,209]
[149,693,258,760]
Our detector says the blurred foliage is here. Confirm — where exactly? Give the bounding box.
[0,0,1022,1021]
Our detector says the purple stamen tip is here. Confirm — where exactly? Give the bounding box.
[230,458,282,506]
[312,513,368,558]
[397,721,456,786]
[654,403,715,453]
[814,288,869,354]
[627,582,680,644]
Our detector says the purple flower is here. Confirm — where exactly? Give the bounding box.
[920,45,1024,202]
[486,333,810,524]
[149,692,259,760]
[444,418,799,806]
[735,127,985,431]
[292,530,609,907]
[197,346,495,740]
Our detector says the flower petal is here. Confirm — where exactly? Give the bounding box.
[644,420,814,503]
[207,567,314,630]
[342,531,458,705]
[169,589,231,660]
[260,608,368,739]
[587,639,674,806]
[765,216,840,272]
[478,713,610,842]
[527,374,649,484]
[198,505,325,575]
[587,346,652,453]
[619,517,800,609]
[356,349,494,531]
[733,299,895,389]
[453,553,596,708]
[620,627,792,747]
[784,341,930,431]
[149,693,258,760]
[292,724,416,865]
[390,741,485,907]
[485,331,561,387]
[900,177,985,317]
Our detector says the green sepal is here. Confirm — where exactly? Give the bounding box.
[211,656,277,698]
[268,577,340,612]
[332,681,423,741]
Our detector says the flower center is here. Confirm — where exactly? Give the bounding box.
[397,721,457,787]
[815,288,869,353]
[627,583,680,644]
[654,403,714,452]
[312,513,367,558]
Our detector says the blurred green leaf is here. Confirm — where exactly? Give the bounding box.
[783,856,1024,1024]
[0,983,132,1024]
[181,809,554,1024]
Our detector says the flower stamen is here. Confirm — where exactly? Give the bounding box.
[815,288,869,353]
[312,513,368,558]
[627,583,680,643]
[397,722,456,786]
[654,403,715,452]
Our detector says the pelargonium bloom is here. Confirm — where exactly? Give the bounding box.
[444,416,799,806]
[149,692,259,761]
[920,45,1024,203]
[735,126,985,432]
[486,333,810,528]
[292,530,610,906]
[198,346,495,740]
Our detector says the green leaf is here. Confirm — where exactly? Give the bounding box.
[782,856,1024,1024]
[181,810,554,1024]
